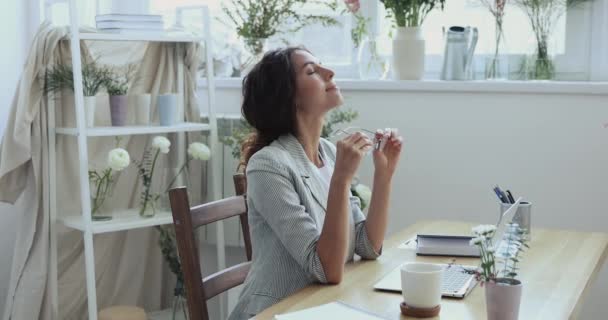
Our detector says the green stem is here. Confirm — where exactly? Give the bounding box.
[165,157,191,193]
[143,150,161,212]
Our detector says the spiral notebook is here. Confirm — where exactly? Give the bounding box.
[273,302,386,320]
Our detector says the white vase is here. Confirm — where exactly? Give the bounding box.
[134,94,151,125]
[84,96,96,127]
[392,27,425,80]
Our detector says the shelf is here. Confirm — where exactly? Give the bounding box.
[59,209,173,234]
[73,32,203,43]
[55,122,211,137]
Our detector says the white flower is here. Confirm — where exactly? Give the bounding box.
[354,183,372,206]
[152,136,171,154]
[473,224,497,236]
[486,247,496,254]
[188,142,211,161]
[469,236,484,246]
[107,148,130,171]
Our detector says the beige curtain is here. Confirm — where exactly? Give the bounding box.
[0,22,206,320]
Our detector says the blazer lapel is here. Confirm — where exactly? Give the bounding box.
[276,135,328,212]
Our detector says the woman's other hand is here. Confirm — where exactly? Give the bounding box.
[333,132,373,183]
[373,128,403,179]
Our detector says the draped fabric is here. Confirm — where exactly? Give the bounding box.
[0,22,206,320]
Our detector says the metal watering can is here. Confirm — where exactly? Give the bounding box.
[440,26,478,80]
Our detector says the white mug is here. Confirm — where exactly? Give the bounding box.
[401,262,444,309]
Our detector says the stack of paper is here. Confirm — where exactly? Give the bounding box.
[274,302,386,320]
[95,14,164,34]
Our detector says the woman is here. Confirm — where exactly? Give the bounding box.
[228,46,403,319]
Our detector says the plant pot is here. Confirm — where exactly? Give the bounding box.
[134,93,151,125]
[485,278,522,320]
[84,96,96,127]
[109,95,128,126]
[158,94,178,126]
[392,27,425,80]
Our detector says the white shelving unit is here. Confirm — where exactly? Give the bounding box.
[44,1,222,320]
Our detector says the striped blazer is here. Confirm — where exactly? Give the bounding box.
[227,134,381,320]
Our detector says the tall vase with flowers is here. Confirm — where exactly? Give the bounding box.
[134,136,171,218]
[468,223,529,320]
[480,0,509,80]
[88,145,130,220]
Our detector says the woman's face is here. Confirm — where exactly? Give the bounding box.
[292,50,343,118]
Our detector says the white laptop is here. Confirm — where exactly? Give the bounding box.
[373,198,523,299]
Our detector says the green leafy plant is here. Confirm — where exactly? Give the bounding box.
[133,136,171,217]
[513,0,593,80]
[44,62,111,96]
[221,0,340,56]
[467,224,529,284]
[104,63,138,96]
[380,0,447,28]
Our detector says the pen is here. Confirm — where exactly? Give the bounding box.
[506,190,515,204]
[496,185,510,204]
[493,186,508,203]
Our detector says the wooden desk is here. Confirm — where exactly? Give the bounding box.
[254,220,608,320]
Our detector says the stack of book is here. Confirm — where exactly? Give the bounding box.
[95,14,164,34]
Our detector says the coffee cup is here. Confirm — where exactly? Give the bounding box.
[401,262,443,309]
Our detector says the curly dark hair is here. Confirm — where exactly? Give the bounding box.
[240,46,309,169]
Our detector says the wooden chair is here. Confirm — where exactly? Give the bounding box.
[169,173,251,320]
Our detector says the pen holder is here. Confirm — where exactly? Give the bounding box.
[500,202,532,238]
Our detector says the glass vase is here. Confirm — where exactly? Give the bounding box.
[526,34,555,80]
[139,192,160,218]
[485,21,509,80]
[241,37,268,75]
[357,37,389,80]
[90,181,112,221]
[171,278,188,320]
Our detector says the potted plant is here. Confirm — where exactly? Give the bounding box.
[88,144,130,221]
[468,223,530,320]
[221,0,339,73]
[380,0,446,80]
[44,61,110,127]
[105,64,137,126]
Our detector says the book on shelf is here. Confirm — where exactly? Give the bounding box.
[94,28,167,35]
[95,14,163,23]
[96,21,164,30]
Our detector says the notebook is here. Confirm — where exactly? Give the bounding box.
[274,302,386,320]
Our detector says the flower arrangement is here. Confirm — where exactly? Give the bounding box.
[341,0,370,48]
[380,0,447,28]
[134,136,171,217]
[513,0,592,79]
[165,142,211,192]
[104,63,139,96]
[88,147,130,220]
[468,223,529,284]
[479,0,508,78]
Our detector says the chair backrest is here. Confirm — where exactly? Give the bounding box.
[169,179,251,320]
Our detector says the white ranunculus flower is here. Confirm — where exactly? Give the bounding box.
[107,148,130,171]
[469,236,484,246]
[152,136,171,154]
[188,142,211,161]
[354,183,372,206]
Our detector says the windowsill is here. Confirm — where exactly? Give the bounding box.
[199,77,608,95]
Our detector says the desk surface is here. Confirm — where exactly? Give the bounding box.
[254,220,608,320]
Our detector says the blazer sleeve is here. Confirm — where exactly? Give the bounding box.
[247,152,328,283]
[320,138,382,260]
[351,196,382,260]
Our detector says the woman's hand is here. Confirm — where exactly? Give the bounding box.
[373,128,403,179]
[333,132,373,183]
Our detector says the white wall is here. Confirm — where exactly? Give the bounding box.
[0,0,30,315]
[207,84,608,319]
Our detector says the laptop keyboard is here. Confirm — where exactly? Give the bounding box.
[442,266,472,293]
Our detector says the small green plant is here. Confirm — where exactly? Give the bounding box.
[380,0,447,28]
[104,63,138,96]
[44,62,110,96]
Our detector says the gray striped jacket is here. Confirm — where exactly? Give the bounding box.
[227,134,381,320]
